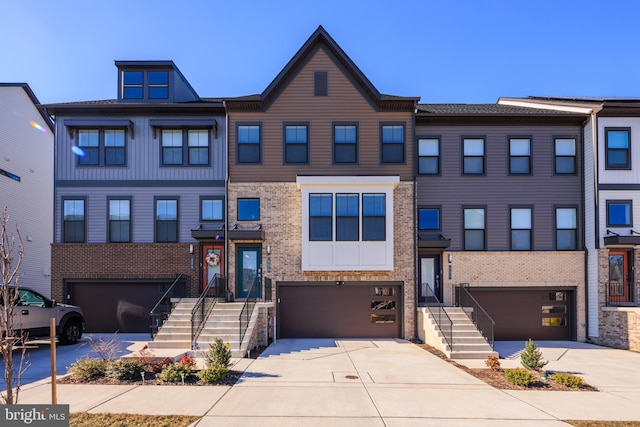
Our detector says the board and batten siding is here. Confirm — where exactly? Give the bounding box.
[582,116,599,338]
[416,124,583,251]
[0,86,53,296]
[55,114,226,182]
[54,186,223,244]
[229,46,414,182]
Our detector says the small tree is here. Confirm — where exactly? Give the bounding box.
[0,207,27,403]
[520,339,548,371]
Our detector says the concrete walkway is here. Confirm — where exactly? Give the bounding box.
[14,339,640,426]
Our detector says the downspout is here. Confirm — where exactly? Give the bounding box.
[223,101,230,300]
[584,109,599,341]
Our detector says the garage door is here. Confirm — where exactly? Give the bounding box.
[69,282,168,333]
[278,282,402,338]
[469,289,573,340]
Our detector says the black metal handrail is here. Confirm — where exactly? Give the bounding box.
[191,274,227,348]
[421,282,453,351]
[605,281,640,306]
[238,276,259,347]
[455,283,495,349]
[149,274,187,340]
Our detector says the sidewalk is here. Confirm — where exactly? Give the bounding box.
[14,339,640,426]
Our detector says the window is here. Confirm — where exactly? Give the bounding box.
[381,124,405,163]
[238,198,260,221]
[109,199,131,243]
[147,71,169,99]
[201,198,223,221]
[334,124,357,164]
[607,200,632,227]
[77,129,126,166]
[509,138,531,174]
[156,199,178,243]
[556,207,577,250]
[161,129,209,166]
[464,207,485,250]
[314,71,327,96]
[418,208,440,230]
[310,194,332,241]
[606,128,631,169]
[511,207,532,250]
[555,138,576,174]
[237,124,261,163]
[336,194,358,241]
[463,138,485,174]
[418,138,439,174]
[63,199,85,243]
[284,124,308,164]
[122,70,169,100]
[363,194,385,241]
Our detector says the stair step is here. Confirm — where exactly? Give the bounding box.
[450,350,498,360]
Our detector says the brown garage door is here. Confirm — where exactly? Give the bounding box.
[278,282,402,338]
[469,289,573,340]
[69,282,168,333]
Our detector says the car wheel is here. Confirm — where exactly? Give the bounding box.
[59,320,82,345]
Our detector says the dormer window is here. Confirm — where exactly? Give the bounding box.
[121,70,170,101]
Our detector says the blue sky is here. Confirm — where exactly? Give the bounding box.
[2,0,640,105]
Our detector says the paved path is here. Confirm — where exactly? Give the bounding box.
[14,339,640,426]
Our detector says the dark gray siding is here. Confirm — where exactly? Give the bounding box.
[416,124,583,251]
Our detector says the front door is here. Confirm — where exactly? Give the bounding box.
[609,250,630,303]
[237,246,261,299]
[419,254,441,304]
[202,244,224,294]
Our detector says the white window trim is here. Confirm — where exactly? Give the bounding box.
[297,176,399,271]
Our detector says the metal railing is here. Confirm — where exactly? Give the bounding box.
[455,283,495,349]
[149,274,188,340]
[238,276,259,347]
[190,274,228,348]
[605,281,640,307]
[421,282,453,351]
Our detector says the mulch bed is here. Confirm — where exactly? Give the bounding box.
[58,370,243,386]
[417,343,597,391]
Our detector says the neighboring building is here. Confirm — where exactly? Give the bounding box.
[500,97,640,351]
[415,103,588,341]
[0,84,54,296]
[41,62,226,333]
[225,26,419,339]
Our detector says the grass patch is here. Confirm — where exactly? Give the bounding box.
[70,413,199,427]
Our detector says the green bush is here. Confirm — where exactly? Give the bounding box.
[551,372,585,388]
[520,339,548,371]
[205,338,231,369]
[197,365,229,383]
[67,357,108,380]
[105,358,145,381]
[159,363,192,383]
[504,367,537,387]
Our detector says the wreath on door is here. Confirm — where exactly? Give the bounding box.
[205,252,220,267]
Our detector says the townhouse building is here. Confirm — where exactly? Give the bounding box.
[0,83,53,296]
[500,97,640,351]
[41,62,226,333]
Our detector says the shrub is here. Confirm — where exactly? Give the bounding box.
[520,339,548,371]
[505,367,537,387]
[485,355,501,371]
[205,338,231,369]
[159,363,192,383]
[105,359,145,381]
[151,357,173,373]
[87,334,121,362]
[67,357,108,380]
[197,365,229,383]
[179,355,196,370]
[551,372,585,388]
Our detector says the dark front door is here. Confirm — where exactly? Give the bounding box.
[609,250,631,303]
[202,244,224,293]
[419,254,441,304]
[237,246,261,299]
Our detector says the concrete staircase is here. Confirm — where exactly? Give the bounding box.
[443,307,497,360]
[147,299,252,358]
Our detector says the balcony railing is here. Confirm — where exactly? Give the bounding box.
[605,281,640,307]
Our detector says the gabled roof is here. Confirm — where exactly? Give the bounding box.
[225,26,419,111]
[0,83,54,131]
